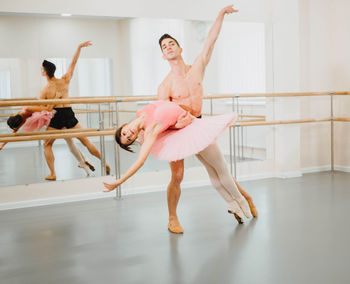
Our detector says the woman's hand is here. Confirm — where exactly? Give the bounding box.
[174,112,195,129]
[103,179,122,192]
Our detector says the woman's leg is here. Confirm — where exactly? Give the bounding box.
[197,143,252,218]
[196,153,246,221]
[71,123,110,174]
[64,138,92,175]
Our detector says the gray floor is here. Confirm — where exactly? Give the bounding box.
[1,171,350,284]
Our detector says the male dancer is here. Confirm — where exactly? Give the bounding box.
[30,41,110,180]
[158,5,257,233]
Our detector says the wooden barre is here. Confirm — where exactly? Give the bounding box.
[231,118,331,127]
[334,117,350,122]
[0,130,116,143]
[0,97,117,107]
[0,96,112,102]
[0,127,115,138]
[1,91,350,107]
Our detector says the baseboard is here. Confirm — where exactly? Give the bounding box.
[334,165,350,172]
[301,165,332,174]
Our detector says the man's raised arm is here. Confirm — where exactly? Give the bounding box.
[200,5,238,67]
[63,41,92,82]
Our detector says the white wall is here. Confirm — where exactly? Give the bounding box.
[0,0,272,22]
[299,0,350,170]
[0,15,122,97]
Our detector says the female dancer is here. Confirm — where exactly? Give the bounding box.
[103,100,258,223]
[1,107,95,175]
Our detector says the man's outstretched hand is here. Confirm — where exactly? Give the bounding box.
[221,5,239,15]
[79,41,92,48]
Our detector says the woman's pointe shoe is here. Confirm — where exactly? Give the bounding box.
[106,164,111,175]
[85,161,95,171]
[228,201,245,224]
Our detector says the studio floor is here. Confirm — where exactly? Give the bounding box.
[1,171,349,284]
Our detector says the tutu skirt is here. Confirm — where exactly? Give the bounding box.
[21,110,56,132]
[150,113,237,161]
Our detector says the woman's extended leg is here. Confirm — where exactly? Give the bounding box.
[197,143,252,219]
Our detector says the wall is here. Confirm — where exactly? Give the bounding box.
[299,0,350,171]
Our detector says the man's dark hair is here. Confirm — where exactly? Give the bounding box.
[42,60,56,78]
[7,114,24,130]
[158,34,180,50]
[115,124,135,153]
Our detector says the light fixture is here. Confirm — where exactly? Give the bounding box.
[61,13,72,17]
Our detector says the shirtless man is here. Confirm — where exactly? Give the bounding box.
[158,5,257,233]
[30,41,110,180]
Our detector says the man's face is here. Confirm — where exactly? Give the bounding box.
[161,38,182,60]
[41,66,47,77]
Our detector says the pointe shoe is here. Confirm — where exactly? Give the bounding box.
[236,197,252,219]
[78,162,91,176]
[228,201,245,224]
[168,220,184,234]
[45,174,56,181]
[85,161,95,172]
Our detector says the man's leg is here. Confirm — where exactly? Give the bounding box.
[233,178,258,217]
[44,127,57,180]
[167,160,184,234]
[198,143,252,218]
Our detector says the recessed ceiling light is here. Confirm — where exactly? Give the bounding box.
[61,13,72,17]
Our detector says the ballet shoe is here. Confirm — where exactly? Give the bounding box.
[78,162,91,176]
[45,174,56,181]
[241,194,258,217]
[85,161,95,171]
[228,201,245,224]
[236,197,252,219]
[106,164,111,175]
[248,201,258,217]
[233,213,244,224]
[168,219,184,234]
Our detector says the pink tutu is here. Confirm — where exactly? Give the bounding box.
[21,110,56,132]
[137,101,237,162]
[150,113,237,161]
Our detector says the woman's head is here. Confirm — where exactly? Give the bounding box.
[115,123,139,152]
[7,114,24,130]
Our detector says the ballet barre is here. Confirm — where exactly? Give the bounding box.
[0,128,115,143]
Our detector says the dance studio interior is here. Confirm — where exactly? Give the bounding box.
[1,1,349,283]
